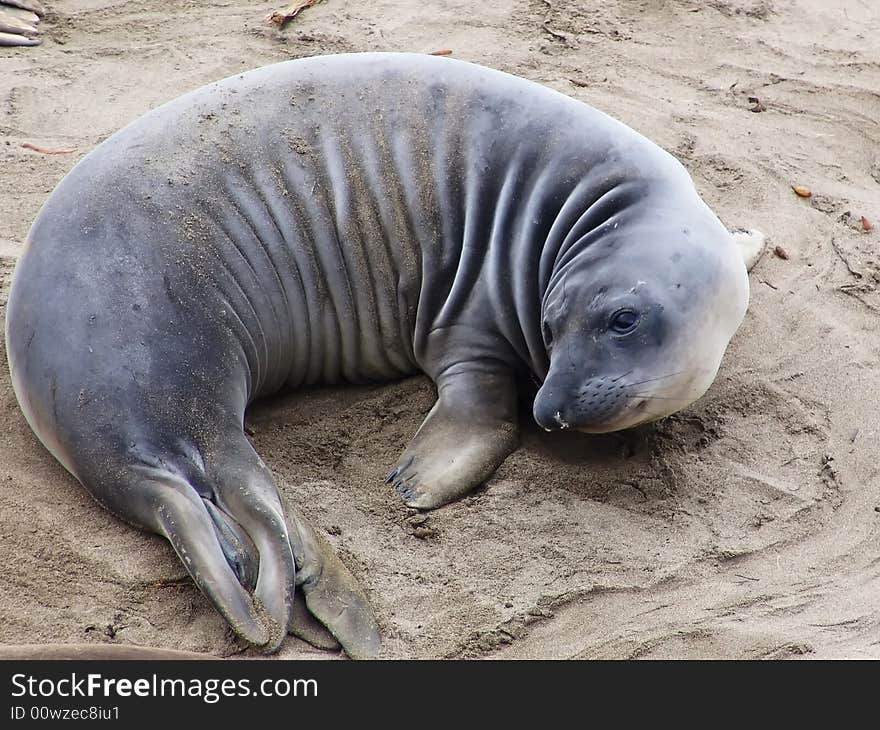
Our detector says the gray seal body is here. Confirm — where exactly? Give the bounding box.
[5,53,750,655]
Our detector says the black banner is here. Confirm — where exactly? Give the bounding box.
[0,659,852,723]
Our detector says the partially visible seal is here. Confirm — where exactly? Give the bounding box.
[0,1,42,46]
[5,53,759,656]
[0,644,213,660]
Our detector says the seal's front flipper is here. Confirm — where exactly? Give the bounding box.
[388,367,519,510]
[730,227,767,272]
[285,506,381,659]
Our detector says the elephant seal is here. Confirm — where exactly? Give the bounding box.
[5,53,759,657]
[0,1,42,47]
[0,644,213,660]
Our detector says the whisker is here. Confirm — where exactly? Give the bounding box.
[624,394,691,401]
[611,369,633,383]
[623,370,689,388]
[624,368,712,389]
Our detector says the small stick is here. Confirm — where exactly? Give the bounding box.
[266,0,322,27]
[542,22,567,41]
[21,142,77,155]
[734,574,760,582]
[429,49,453,56]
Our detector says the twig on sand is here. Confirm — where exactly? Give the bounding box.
[265,0,323,27]
[21,142,76,155]
[837,283,880,313]
[734,573,760,582]
[429,49,453,56]
[542,21,567,41]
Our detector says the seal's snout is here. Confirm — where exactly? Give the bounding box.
[533,388,570,432]
[535,375,642,433]
[534,376,626,432]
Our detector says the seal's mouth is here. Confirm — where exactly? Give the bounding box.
[534,370,711,434]
[572,399,659,433]
[542,402,648,433]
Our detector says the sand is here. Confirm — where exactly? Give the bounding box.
[1,0,879,659]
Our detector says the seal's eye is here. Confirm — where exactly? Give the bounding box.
[609,309,640,334]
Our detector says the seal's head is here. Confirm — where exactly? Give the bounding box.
[533,214,749,433]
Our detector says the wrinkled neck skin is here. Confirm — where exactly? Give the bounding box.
[418,143,730,382]
[414,156,684,386]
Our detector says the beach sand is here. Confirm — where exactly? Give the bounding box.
[1,0,878,658]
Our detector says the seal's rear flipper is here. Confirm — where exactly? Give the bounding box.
[205,436,380,658]
[141,473,272,647]
[730,227,767,272]
[124,440,379,657]
[286,505,382,659]
[290,592,342,651]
